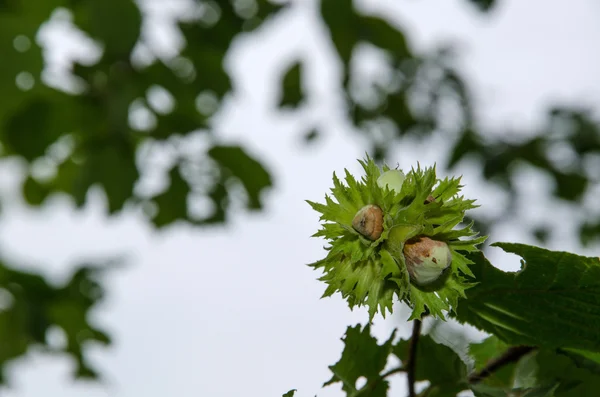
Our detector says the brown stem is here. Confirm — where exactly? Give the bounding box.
[407,319,423,397]
[468,346,536,384]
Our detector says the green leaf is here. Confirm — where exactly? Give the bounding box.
[0,259,116,384]
[324,324,395,397]
[282,390,296,397]
[564,349,600,365]
[470,383,558,397]
[535,349,600,396]
[151,164,191,228]
[208,145,273,210]
[455,244,600,352]
[469,336,514,387]
[72,0,142,60]
[320,0,357,65]
[3,97,64,161]
[76,137,139,213]
[394,334,468,396]
[279,61,303,108]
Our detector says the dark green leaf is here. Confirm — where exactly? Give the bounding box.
[455,244,600,352]
[360,16,410,58]
[3,97,69,161]
[22,175,50,206]
[469,336,514,387]
[551,170,587,201]
[151,164,191,228]
[324,324,395,397]
[394,334,468,396]
[467,0,497,12]
[320,0,358,65]
[448,129,482,167]
[76,137,139,213]
[282,390,296,397]
[535,349,600,396]
[0,258,116,384]
[208,145,272,210]
[279,61,303,108]
[471,383,558,397]
[72,0,142,59]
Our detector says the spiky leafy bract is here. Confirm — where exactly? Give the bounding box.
[307,157,486,321]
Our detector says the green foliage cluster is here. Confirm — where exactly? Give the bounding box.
[287,237,600,396]
[308,158,485,320]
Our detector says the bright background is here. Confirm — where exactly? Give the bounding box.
[1,0,599,396]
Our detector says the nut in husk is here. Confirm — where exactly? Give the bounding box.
[352,204,384,241]
[403,236,452,287]
[377,170,405,194]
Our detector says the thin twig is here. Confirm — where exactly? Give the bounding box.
[358,366,405,395]
[380,366,406,379]
[468,346,536,384]
[407,319,423,397]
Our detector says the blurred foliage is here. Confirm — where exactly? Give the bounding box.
[0,260,112,384]
[0,0,598,387]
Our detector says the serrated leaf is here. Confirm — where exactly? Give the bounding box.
[394,334,467,396]
[455,244,600,352]
[324,324,395,397]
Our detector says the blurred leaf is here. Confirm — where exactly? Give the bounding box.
[532,227,550,244]
[467,0,497,12]
[151,164,191,228]
[360,16,410,58]
[208,145,272,210]
[551,170,587,201]
[320,0,357,65]
[471,383,558,397]
[455,244,600,352]
[579,220,600,247]
[469,336,514,387]
[3,96,74,161]
[302,129,319,144]
[75,136,139,213]
[279,61,303,108]
[0,259,115,384]
[395,335,468,396]
[282,390,296,397]
[564,349,600,365]
[71,0,141,60]
[535,350,600,396]
[448,129,482,167]
[324,324,395,397]
[204,179,228,224]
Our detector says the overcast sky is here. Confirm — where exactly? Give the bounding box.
[0,0,599,396]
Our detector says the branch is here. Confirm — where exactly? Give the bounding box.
[468,346,536,384]
[407,319,423,397]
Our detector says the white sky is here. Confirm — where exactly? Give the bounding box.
[0,0,599,396]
